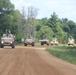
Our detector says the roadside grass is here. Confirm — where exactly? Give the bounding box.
[47,46,76,65]
[35,42,41,46]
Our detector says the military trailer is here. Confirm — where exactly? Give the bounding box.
[0,30,15,48]
[50,38,59,45]
[24,36,35,46]
[39,37,49,45]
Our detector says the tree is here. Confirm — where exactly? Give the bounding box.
[46,12,59,33]
[60,18,68,23]
[0,0,24,42]
[50,12,59,24]
[0,0,14,14]
[18,7,26,36]
[26,6,38,37]
[0,0,14,35]
[37,26,54,40]
[67,20,76,34]
[35,19,43,31]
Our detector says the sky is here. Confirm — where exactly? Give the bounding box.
[10,0,76,22]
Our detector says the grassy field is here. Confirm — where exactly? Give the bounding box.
[47,46,76,65]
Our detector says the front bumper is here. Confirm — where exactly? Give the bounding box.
[1,42,13,46]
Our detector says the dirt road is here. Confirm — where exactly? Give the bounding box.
[0,46,76,75]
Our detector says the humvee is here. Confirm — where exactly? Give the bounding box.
[0,30,15,48]
[24,36,35,46]
[50,38,59,45]
[68,38,75,46]
[39,37,49,45]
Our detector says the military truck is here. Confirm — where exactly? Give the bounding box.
[68,37,75,46]
[39,37,49,45]
[50,38,59,45]
[24,36,35,46]
[0,30,15,48]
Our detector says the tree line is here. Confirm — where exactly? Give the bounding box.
[0,0,76,43]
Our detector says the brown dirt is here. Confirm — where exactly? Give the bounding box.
[0,46,76,75]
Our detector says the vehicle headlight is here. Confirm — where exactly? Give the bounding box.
[1,41,4,44]
[10,42,12,43]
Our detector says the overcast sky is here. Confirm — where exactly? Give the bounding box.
[10,0,76,22]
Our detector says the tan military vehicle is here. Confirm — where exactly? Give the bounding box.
[50,38,59,45]
[39,37,49,45]
[68,37,75,46]
[0,30,15,48]
[24,36,35,46]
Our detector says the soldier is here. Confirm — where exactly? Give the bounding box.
[5,29,8,34]
[8,30,11,34]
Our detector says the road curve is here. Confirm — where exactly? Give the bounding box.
[0,46,76,75]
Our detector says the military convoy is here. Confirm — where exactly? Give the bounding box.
[0,30,76,47]
[0,30,15,48]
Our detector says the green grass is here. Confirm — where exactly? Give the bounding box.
[35,42,41,46]
[47,46,76,64]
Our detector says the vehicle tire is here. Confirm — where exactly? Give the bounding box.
[51,43,53,45]
[68,44,70,46]
[0,44,4,48]
[41,42,44,45]
[47,43,49,45]
[11,43,15,48]
[24,43,27,46]
[31,42,35,46]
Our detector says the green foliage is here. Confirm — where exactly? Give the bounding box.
[37,26,54,40]
[35,12,76,43]
[0,0,14,13]
[61,24,70,33]
[16,33,24,43]
[50,12,58,24]
[0,0,15,33]
[47,46,76,64]
[67,20,76,35]
[0,0,23,43]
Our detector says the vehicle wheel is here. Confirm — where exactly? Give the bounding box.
[51,43,53,45]
[11,43,15,48]
[24,43,27,46]
[47,43,49,45]
[31,42,35,46]
[68,44,70,46]
[0,44,4,48]
[41,42,44,45]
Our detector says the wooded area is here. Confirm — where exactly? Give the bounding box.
[0,0,76,43]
